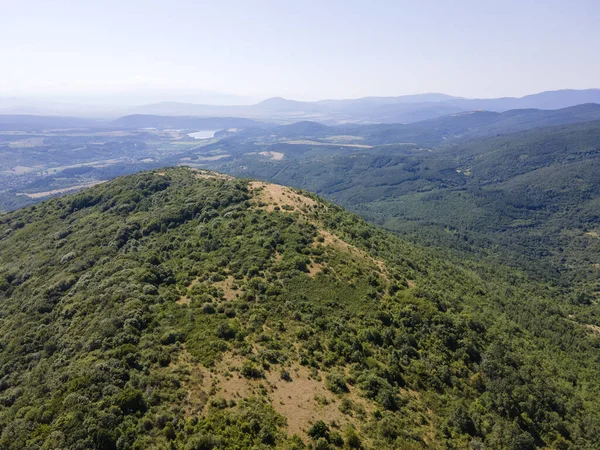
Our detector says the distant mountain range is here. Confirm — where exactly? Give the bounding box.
[127,89,600,124]
[115,103,600,148]
[2,89,599,124]
[3,103,600,139]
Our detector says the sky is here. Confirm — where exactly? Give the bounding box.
[0,0,599,102]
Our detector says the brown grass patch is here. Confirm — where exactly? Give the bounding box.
[259,151,284,160]
[307,260,325,278]
[209,353,260,401]
[160,349,211,417]
[178,276,241,305]
[584,323,600,335]
[265,365,371,438]
[323,135,365,142]
[249,181,317,213]
[8,137,46,148]
[214,276,239,301]
[176,296,191,306]
[16,181,106,199]
[212,355,371,438]
[249,180,390,286]
[170,349,374,440]
[314,230,389,281]
[192,169,235,180]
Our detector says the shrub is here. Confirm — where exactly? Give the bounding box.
[280,370,292,382]
[241,361,264,379]
[115,388,146,414]
[186,434,221,450]
[308,420,330,441]
[344,426,362,448]
[325,372,349,394]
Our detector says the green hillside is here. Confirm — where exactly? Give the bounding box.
[1,168,599,449]
[200,120,600,291]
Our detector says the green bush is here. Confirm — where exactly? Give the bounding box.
[325,372,349,394]
[308,420,330,441]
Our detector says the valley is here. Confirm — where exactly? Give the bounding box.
[0,102,600,449]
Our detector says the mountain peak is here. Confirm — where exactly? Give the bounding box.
[257,96,295,106]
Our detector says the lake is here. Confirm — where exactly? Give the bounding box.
[188,130,219,139]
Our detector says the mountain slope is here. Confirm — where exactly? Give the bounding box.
[0,168,599,449]
[198,119,600,289]
[223,103,600,147]
[446,89,600,111]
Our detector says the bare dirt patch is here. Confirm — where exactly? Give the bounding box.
[307,260,325,278]
[169,349,211,417]
[176,296,191,306]
[17,181,106,199]
[323,135,365,143]
[8,137,46,148]
[249,181,318,213]
[567,318,600,336]
[208,354,370,438]
[259,151,284,160]
[265,365,362,437]
[214,276,239,301]
[169,347,377,441]
[191,169,235,180]
[584,323,600,335]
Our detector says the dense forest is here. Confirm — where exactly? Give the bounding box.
[1,168,599,449]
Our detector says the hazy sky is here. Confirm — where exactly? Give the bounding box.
[1,0,599,101]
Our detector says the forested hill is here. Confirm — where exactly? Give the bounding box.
[1,168,599,449]
[201,119,600,293]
